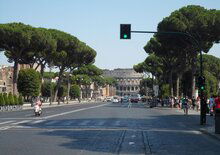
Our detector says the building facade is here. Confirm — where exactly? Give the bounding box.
[0,64,41,94]
[103,68,144,96]
[0,65,13,93]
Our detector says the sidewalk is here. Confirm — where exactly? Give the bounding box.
[176,108,220,141]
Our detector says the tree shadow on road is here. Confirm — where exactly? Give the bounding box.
[19,110,217,154]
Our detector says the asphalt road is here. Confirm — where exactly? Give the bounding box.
[0,102,220,155]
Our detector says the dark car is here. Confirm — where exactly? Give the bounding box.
[130,95,139,103]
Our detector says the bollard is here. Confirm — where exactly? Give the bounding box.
[215,108,220,134]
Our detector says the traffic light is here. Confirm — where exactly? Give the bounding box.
[120,24,131,39]
[198,76,205,91]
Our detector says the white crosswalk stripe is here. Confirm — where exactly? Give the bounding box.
[11,120,31,125]
[96,120,106,126]
[44,120,59,125]
[78,120,91,126]
[114,120,121,126]
[62,120,74,126]
[0,126,11,130]
[30,120,46,124]
[0,120,14,125]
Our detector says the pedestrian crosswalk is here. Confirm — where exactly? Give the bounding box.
[0,119,137,131]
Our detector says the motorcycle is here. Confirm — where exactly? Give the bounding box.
[34,104,42,116]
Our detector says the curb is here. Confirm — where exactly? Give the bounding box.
[174,108,220,141]
[21,100,103,110]
[199,128,220,141]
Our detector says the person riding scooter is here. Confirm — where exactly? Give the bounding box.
[34,98,42,116]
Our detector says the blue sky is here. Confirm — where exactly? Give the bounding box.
[0,0,219,70]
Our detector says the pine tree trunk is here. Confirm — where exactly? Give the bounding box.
[191,57,197,98]
[67,72,71,104]
[53,67,64,103]
[12,61,19,95]
[169,70,173,97]
[176,76,180,97]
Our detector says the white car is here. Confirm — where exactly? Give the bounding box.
[106,97,112,102]
[112,97,119,103]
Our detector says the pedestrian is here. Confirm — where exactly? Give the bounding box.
[209,96,215,116]
[192,96,196,110]
[128,102,132,108]
[171,97,175,108]
[214,94,220,115]
[182,96,189,115]
[196,96,200,112]
[176,96,181,109]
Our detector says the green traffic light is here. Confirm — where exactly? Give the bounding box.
[123,34,128,39]
[201,86,205,90]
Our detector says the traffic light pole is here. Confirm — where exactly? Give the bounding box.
[199,50,207,125]
[121,26,206,125]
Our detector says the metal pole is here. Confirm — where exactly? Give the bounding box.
[200,50,206,125]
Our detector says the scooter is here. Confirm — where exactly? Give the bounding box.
[34,105,42,116]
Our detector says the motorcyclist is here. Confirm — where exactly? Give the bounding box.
[34,97,42,116]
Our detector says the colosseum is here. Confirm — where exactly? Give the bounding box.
[103,68,144,96]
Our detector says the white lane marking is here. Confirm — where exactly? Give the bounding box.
[62,120,74,126]
[25,114,33,117]
[45,120,59,125]
[11,120,31,125]
[114,120,121,126]
[43,103,110,119]
[0,126,12,130]
[148,129,202,134]
[96,121,105,126]
[0,120,14,125]
[131,135,136,138]
[0,118,39,120]
[78,120,91,126]
[30,120,46,124]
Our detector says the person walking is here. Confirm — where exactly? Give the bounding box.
[192,96,196,110]
[182,96,189,115]
[196,96,200,112]
[209,96,215,116]
[214,95,220,116]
